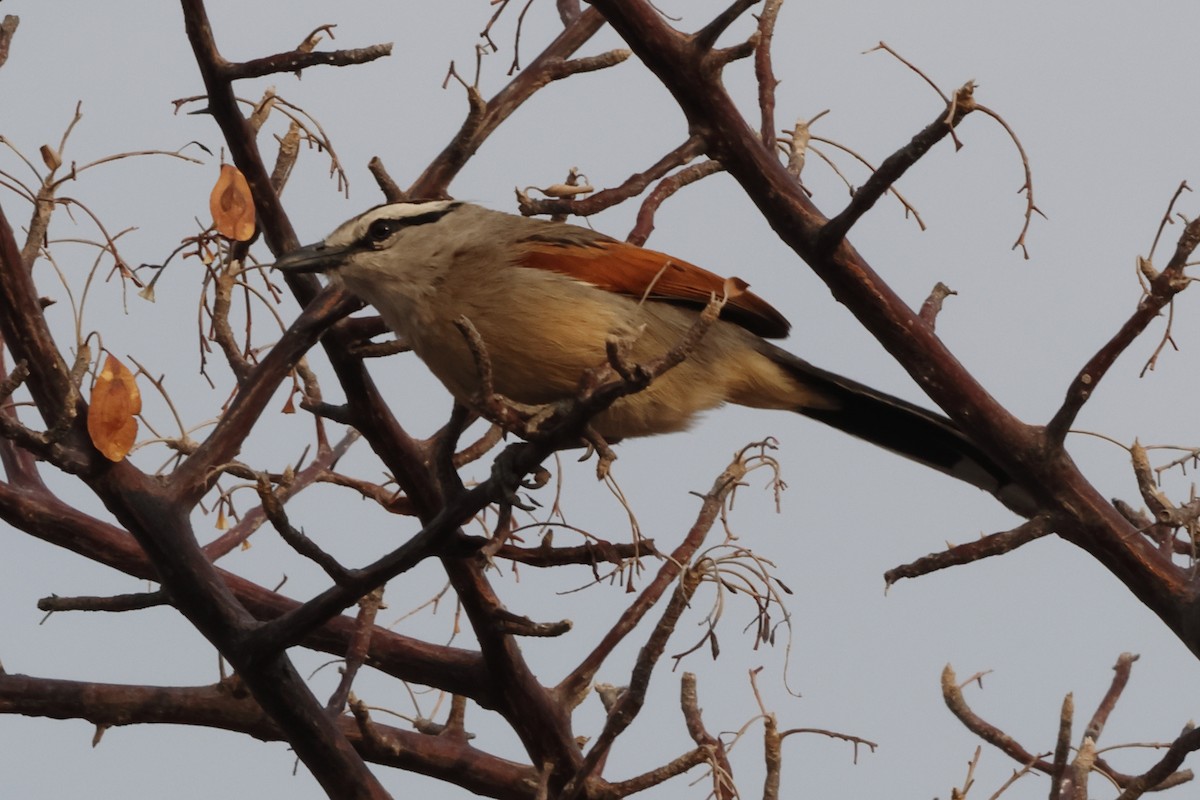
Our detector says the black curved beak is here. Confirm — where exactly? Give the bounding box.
[272,241,349,274]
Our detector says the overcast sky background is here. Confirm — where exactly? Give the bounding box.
[3,2,1200,798]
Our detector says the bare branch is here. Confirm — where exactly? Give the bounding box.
[1050,693,1074,798]
[628,160,724,245]
[556,0,582,25]
[1047,207,1200,442]
[410,10,607,198]
[558,442,755,706]
[1084,653,1138,743]
[0,672,534,795]
[885,516,1053,587]
[754,1,783,151]
[562,567,704,797]
[918,282,957,329]
[496,537,659,568]
[325,588,385,716]
[1115,726,1200,799]
[694,0,759,53]
[680,673,736,800]
[820,82,977,249]
[222,43,393,81]
[256,474,354,584]
[367,156,407,203]
[942,664,1053,773]
[518,135,704,219]
[37,590,167,614]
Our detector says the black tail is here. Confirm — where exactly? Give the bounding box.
[768,345,1035,516]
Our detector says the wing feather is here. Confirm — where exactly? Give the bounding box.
[516,237,791,339]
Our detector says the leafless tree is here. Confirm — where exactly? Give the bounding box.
[1,3,1199,798]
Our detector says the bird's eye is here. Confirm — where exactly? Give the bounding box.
[366,219,399,244]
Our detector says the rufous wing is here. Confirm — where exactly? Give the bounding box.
[516,237,791,339]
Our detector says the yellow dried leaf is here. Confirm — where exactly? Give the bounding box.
[210,164,256,241]
[87,354,141,462]
[539,182,594,198]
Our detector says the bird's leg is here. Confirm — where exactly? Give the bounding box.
[487,444,551,511]
[581,426,618,479]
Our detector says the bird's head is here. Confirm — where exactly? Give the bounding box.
[274,199,464,281]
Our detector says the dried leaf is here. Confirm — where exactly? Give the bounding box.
[722,276,749,301]
[87,354,141,462]
[210,164,256,241]
[39,144,62,171]
[539,182,594,198]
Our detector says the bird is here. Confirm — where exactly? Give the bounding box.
[274,200,1031,513]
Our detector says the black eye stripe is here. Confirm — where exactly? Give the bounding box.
[359,204,460,247]
[393,208,456,228]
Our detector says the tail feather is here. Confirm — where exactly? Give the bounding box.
[768,345,1036,516]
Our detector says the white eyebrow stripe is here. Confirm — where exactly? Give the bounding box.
[326,201,462,247]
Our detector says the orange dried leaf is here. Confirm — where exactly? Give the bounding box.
[87,354,142,462]
[210,164,256,241]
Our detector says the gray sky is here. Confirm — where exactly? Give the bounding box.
[3,1,1200,798]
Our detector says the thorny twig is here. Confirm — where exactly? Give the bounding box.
[885,516,1054,586]
[943,659,1196,794]
[1048,194,1200,442]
